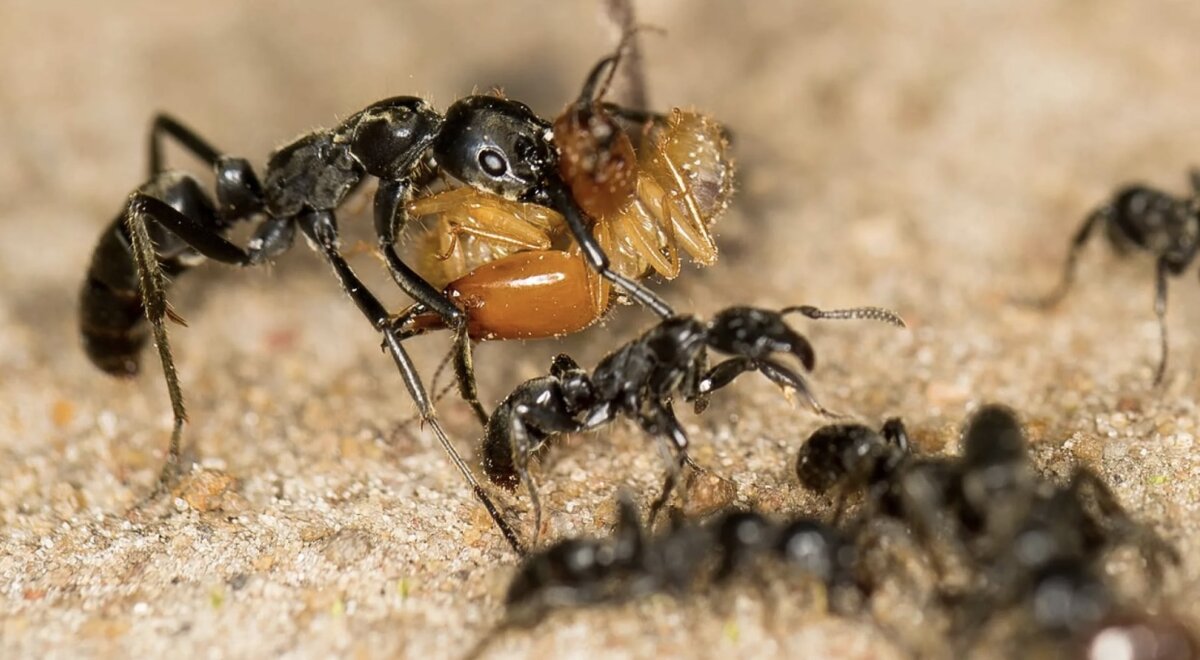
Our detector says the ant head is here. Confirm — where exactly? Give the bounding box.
[796,423,895,493]
[706,307,815,370]
[961,404,1027,470]
[435,96,556,200]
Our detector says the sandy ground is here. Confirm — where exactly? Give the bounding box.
[2,0,1199,658]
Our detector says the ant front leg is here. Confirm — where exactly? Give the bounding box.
[543,180,675,318]
[391,300,489,426]
[375,180,468,324]
[376,181,489,424]
[123,193,292,495]
[1032,205,1110,308]
[637,402,693,525]
[299,210,525,555]
[697,356,835,418]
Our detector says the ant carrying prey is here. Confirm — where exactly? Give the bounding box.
[481,304,905,545]
[78,22,687,554]
[1031,171,1200,384]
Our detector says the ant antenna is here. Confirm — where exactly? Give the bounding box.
[783,305,907,328]
[577,24,665,106]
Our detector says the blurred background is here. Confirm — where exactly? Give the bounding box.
[1,1,1198,657]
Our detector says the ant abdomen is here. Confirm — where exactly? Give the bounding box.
[80,225,152,376]
[80,173,214,376]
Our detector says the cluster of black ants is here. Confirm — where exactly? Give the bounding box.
[77,16,1196,658]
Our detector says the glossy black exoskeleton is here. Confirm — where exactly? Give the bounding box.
[79,65,672,554]
[482,304,905,543]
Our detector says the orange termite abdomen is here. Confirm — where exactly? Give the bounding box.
[403,250,605,341]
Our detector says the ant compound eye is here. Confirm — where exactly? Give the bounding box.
[478,149,508,177]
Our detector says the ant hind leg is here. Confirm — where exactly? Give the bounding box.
[123,195,192,499]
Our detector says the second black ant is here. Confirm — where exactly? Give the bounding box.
[482,304,905,544]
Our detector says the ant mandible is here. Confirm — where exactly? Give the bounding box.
[1032,171,1200,383]
[79,39,681,555]
[481,304,905,544]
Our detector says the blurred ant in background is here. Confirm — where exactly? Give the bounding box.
[1031,171,1200,384]
[796,405,1180,653]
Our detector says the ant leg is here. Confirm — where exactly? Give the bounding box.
[544,180,674,318]
[374,180,466,323]
[696,356,759,396]
[696,355,836,417]
[451,326,490,426]
[148,114,222,176]
[127,195,254,265]
[640,403,690,525]
[299,210,525,555]
[509,416,543,546]
[377,182,491,420]
[1069,468,1180,581]
[1189,168,1200,194]
[1153,257,1170,385]
[881,417,911,452]
[121,190,285,499]
[123,195,192,497]
[1030,207,1110,308]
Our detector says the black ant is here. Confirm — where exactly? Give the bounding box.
[481,304,905,544]
[1033,172,1200,384]
[796,405,1180,650]
[494,495,856,633]
[79,38,691,554]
